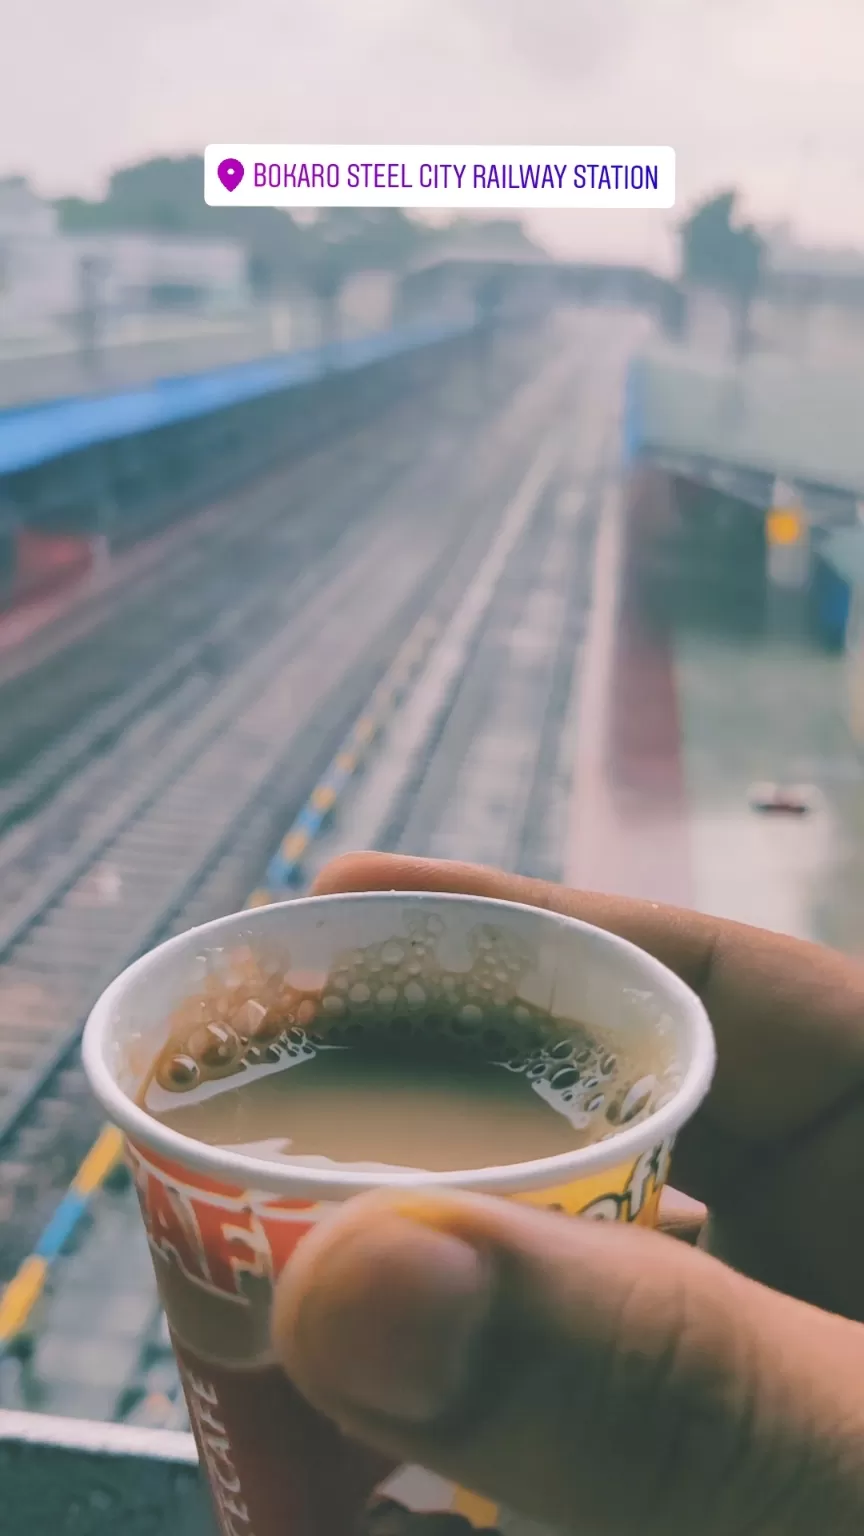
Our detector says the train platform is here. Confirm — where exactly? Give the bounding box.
[0,317,468,481]
[0,315,473,666]
[568,463,864,960]
[631,343,864,510]
[0,497,225,664]
[0,451,302,675]
[0,307,309,414]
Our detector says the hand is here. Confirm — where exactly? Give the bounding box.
[272,853,864,1535]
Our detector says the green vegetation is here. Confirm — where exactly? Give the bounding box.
[679,189,764,308]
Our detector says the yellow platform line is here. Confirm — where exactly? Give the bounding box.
[311,784,337,813]
[75,1126,125,1196]
[281,828,309,860]
[451,1489,500,1525]
[0,1257,48,1344]
[0,1126,125,1349]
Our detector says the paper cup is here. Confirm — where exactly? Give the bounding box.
[83,891,715,1536]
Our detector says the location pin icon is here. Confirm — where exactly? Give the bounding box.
[217,158,244,193]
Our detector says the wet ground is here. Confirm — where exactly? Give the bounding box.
[675,621,864,959]
[568,463,864,960]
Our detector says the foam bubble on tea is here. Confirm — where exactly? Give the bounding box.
[143,916,680,1173]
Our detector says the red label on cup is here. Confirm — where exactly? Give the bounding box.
[128,1139,396,1536]
[177,1344,395,1536]
[130,1142,316,1299]
[126,1133,677,1536]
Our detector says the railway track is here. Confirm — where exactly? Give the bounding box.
[377,350,628,878]
[301,317,632,892]
[0,309,637,1430]
[0,334,509,801]
[110,315,633,1433]
[0,335,580,1294]
[0,408,463,903]
[0,329,555,902]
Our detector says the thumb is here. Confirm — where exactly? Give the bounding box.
[273,1191,864,1536]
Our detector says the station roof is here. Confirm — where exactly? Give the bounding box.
[0,318,464,479]
[631,346,864,514]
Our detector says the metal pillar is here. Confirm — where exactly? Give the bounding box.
[765,480,810,638]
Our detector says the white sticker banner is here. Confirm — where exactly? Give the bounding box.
[204,145,675,209]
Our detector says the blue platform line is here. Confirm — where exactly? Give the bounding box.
[0,1125,125,1351]
[295,805,322,836]
[622,354,645,467]
[33,1190,88,1261]
[0,317,471,479]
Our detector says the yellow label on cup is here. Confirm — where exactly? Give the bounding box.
[442,1137,675,1531]
[513,1135,673,1225]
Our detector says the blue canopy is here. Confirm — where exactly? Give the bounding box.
[0,319,466,479]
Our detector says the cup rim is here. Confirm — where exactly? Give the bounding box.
[82,890,716,1199]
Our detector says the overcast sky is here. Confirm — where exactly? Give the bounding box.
[3,0,862,270]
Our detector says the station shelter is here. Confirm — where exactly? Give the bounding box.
[627,344,864,661]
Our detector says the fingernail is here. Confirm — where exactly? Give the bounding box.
[288,1210,492,1423]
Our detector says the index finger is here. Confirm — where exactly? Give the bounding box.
[310,852,864,1177]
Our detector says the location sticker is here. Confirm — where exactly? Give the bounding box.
[217,157,245,193]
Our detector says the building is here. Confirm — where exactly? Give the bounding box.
[0,178,69,336]
[0,178,251,341]
[65,231,250,314]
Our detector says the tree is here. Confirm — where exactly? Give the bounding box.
[679,190,764,330]
[310,208,427,270]
[679,190,765,356]
[294,208,441,345]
